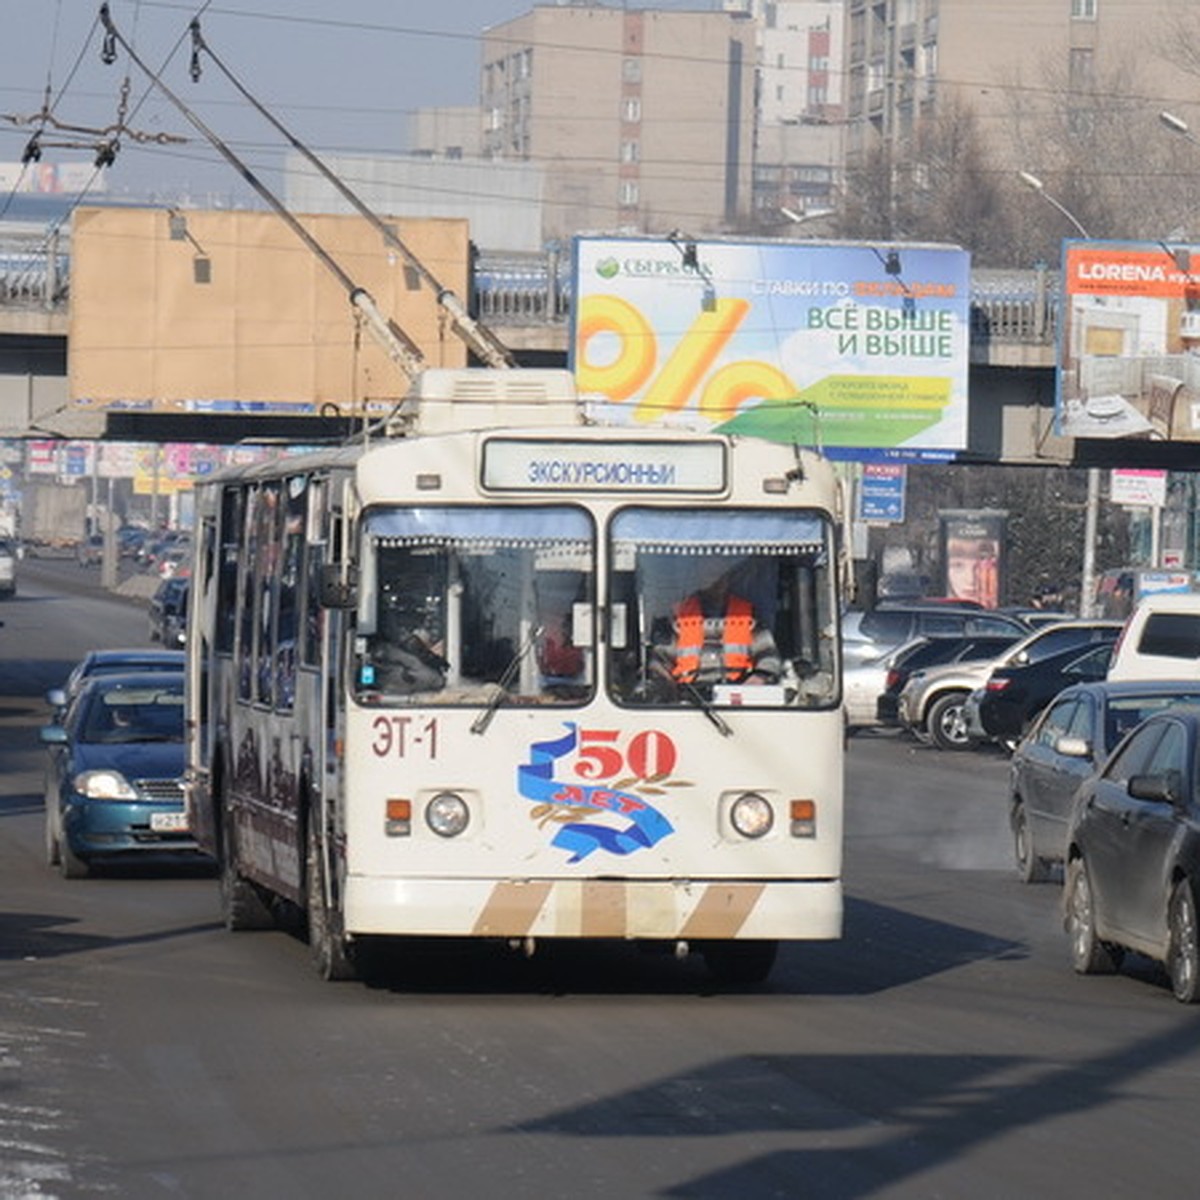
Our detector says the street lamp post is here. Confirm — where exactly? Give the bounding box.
[1017,171,1091,238]
[1018,170,1101,616]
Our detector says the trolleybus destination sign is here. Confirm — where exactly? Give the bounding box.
[482,438,728,492]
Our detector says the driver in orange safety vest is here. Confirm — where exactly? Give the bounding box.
[658,579,782,686]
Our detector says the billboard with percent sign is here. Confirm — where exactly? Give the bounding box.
[569,236,971,453]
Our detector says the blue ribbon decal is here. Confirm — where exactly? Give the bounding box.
[517,722,674,864]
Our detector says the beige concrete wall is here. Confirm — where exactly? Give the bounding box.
[68,207,470,413]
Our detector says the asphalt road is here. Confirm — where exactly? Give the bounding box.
[3,567,1199,1199]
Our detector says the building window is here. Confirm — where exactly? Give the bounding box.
[623,96,642,123]
[1069,46,1094,89]
[622,58,642,83]
[621,140,640,164]
[1071,0,1097,17]
[620,180,639,207]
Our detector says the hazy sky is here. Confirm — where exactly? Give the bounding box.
[1,0,717,206]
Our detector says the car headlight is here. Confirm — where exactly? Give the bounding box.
[730,792,774,839]
[425,792,470,838]
[73,769,138,801]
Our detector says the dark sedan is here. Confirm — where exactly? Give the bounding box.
[40,671,202,878]
[967,637,1117,747]
[1010,679,1200,882]
[1064,703,1200,1002]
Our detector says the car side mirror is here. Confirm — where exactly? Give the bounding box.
[39,725,68,745]
[1054,735,1091,759]
[45,687,66,710]
[1128,770,1183,806]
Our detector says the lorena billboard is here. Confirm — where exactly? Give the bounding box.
[1058,239,1200,441]
[569,236,971,453]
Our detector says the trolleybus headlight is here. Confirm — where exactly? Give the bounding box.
[730,792,773,839]
[426,791,470,838]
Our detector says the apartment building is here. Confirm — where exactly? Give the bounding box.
[481,6,757,241]
[845,0,1200,175]
[726,0,847,225]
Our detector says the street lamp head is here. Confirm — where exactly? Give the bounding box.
[1017,169,1090,238]
[1161,110,1190,136]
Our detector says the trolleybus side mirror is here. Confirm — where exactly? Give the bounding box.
[319,564,358,609]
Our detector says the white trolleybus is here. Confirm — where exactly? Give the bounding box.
[185,369,847,983]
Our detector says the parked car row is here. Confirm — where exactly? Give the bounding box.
[898,590,1200,1005]
[894,619,1122,750]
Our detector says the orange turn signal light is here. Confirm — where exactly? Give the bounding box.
[386,798,412,837]
[790,799,816,838]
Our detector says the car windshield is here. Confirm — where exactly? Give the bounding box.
[79,684,185,743]
[1104,693,1200,752]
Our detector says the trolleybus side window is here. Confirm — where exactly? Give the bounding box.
[353,505,595,707]
[216,487,242,656]
[237,486,259,702]
[273,476,308,711]
[301,479,326,668]
[607,507,839,710]
[254,483,282,708]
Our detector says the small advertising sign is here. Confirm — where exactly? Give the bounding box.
[858,463,906,522]
[939,510,1007,609]
[1111,468,1168,508]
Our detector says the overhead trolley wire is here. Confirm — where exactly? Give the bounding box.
[187,17,514,371]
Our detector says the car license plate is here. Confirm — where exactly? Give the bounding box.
[151,811,189,833]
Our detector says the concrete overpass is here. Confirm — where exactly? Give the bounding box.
[6,235,1181,470]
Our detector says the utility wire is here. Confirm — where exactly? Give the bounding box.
[189,17,514,370]
[97,2,425,382]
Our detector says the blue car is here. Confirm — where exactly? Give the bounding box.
[40,671,203,878]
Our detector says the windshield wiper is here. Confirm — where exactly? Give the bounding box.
[643,647,734,737]
[678,679,733,737]
[470,624,543,736]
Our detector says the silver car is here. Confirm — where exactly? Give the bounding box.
[898,619,1122,751]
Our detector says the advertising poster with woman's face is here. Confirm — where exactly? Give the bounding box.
[940,513,1006,609]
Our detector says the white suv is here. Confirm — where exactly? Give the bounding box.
[1108,592,1200,680]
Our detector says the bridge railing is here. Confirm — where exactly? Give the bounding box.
[1,231,1058,346]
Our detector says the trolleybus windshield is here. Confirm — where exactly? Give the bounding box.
[607,507,839,710]
[354,505,595,706]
